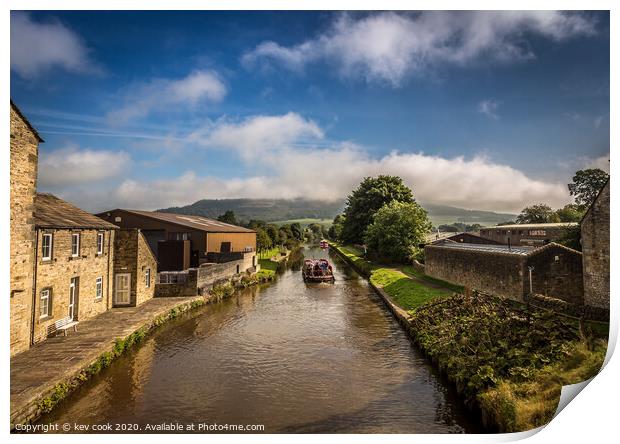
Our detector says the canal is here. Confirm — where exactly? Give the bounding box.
[38,246,482,433]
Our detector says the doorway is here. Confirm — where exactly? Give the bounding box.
[114,273,132,306]
[69,277,79,320]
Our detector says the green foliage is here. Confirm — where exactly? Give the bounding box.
[516,204,560,224]
[364,200,431,262]
[210,283,235,301]
[341,175,414,244]
[216,210,238,225]
[568,168,609,208]
[436,222,483,233]
[556,224,582,251]
[328,214,345,240]
[555,204,585,222]
[256,227,273,253]
[409,293,580,401]
[265,225,279,246]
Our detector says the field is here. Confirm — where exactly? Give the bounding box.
[271,218,333,227]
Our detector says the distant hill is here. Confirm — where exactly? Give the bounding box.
[158,198,515,227]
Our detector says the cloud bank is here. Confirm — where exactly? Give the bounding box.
[11,12,100,78]
[243,11,596,86]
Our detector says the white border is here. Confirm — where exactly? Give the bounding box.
[2,2,616,443]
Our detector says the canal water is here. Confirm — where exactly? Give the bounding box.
[38,246,481,433]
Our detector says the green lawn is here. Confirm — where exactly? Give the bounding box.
[331,243,453,311]
[258,247,282,260]
[370,268,451,310]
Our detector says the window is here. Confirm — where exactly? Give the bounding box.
[42,233,53,261]
[71,233,80,257]
[96,277,103,299]
[40,288,51,318]
[145,269,151,288]
[97,232,104,255]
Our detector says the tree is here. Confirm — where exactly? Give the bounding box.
[290,222,303,241]
[328,214,346,240]
[341,175,414,244]
[256,227,272,253]
[555,204,585,223]
[217,210,238,225]
[516,204,560,224]
[364,201,432,263]
[265,225,279,246]
[568,168,609,209]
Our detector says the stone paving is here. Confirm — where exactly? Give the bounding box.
[10,296,204,426]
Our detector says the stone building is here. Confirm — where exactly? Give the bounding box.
[10,102,42,356]
[113,229,157,307]
[424,242,584,305]
[581,179,610,310]
[31,193,118,344]
[96,209,257,271]
[479,222,578,246]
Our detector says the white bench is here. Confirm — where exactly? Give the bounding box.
[48,316,79,337]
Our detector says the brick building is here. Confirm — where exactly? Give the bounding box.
[581,179,610,310]
[479,222,578,246]
[113,229,158,307]
[10,102,42,355]
[31,193,118,344]
[424,242,584,305]
[96,209,257,271]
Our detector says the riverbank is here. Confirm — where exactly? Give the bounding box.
[10,296,208,428]
[329,243,607,432]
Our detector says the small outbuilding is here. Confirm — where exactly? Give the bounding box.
[424,242,584,305]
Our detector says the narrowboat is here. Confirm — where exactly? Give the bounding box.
[303,258,335,282]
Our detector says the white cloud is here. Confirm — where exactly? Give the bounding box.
[242,11,596,86]
[11,12,99,78]
[188,112,324,160]
[91,149,569,214]
[61,113,571,213]
[478,99,500,120]
[38,146,130,187]
[583,154,610,172]
[107,70,227,123]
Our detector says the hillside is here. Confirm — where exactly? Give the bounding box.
[159,198,515,227]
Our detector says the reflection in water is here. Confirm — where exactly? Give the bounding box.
[38,247,482,433]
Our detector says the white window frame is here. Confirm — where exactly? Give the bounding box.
[71,233,80,257]
[42,233,53,261]
[95,276,103,300]
[145,268,151,288]
[40,288,50,318]
[97,232,104,255]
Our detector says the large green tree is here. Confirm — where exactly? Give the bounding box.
[364,201,432,262]
[516,204,560,224]
[568,168,609,209]
[555,204,585,223]
[341,175,414,244]
[217,210,238,225]
[256,227,273,253]
[328,214,345,240]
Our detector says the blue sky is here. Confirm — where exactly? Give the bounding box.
[10,11,609,213]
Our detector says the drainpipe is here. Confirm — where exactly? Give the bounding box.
[106,230,112,309]
[527,266,534,294]
[30,229,39,346]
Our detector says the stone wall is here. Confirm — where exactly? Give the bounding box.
[113,229,157,306]
[155,269,198,297]
[581,180,610,309]
[10,105,39,355]
[425,246,526,301]
[32,229,115,343]
[197,259,246,290]
[527,244,583,305]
